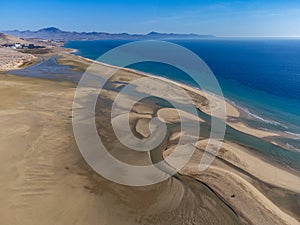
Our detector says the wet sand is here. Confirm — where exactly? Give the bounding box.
[86,61,300,225]
[0,74,240,225]
[0,50,299,225]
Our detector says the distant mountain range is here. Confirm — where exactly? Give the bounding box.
[2,27,215,41]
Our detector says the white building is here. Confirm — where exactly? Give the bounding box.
[14,43,22,49]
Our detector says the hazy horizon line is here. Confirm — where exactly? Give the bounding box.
[2,27,300,39]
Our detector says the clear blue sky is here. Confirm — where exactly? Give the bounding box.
[1,0,300,37]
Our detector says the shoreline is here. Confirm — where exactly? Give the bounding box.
[64,52,300,222]
[1,45,299,224]
[69,49,300,142]
[68,50,288,139]
[60,50,300,224]
[2,46,299,172]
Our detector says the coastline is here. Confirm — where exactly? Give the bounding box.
[66,50,287,139]
[58,50,300,224]
[0,45,299,224]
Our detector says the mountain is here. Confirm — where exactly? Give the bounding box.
[0,33,29,45]
[2,27,215,41]
[146,31,212,39]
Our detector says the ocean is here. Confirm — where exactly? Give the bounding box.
[63,39,300,170]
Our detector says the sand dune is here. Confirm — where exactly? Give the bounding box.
[0,48,35,71]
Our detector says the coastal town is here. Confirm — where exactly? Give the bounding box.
[1,42,45,49]
[0,33,48,71]
[0,32,67,71]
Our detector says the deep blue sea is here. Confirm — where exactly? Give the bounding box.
[64,39,300,151]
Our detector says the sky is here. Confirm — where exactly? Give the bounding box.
[1,0,300,37]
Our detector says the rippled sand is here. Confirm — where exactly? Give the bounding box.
[0,75,240,225]
[0,52,299,225]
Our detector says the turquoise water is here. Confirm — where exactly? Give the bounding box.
[64,39,300,138]
[65,40,300,170]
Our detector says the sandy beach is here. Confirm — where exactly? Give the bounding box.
[0,46,299,225]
